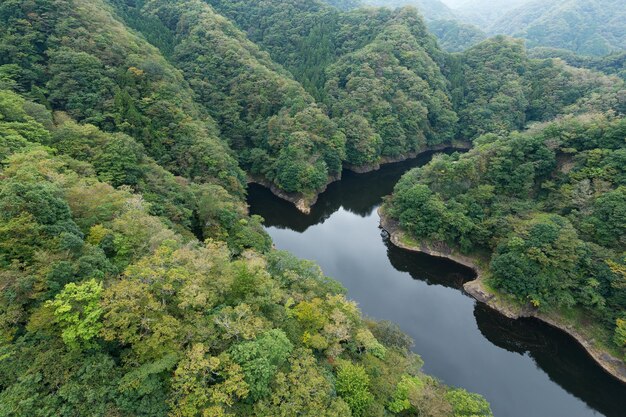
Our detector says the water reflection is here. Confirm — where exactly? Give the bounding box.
[475,305,626,417]
[384,235,473,289]
[248,153,626,417]
[248,150,450,232]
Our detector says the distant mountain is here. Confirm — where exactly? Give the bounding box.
[336,0,626,56]
[322,0,362,9]
[490,0,626,56]
[452,0,533,27]
[360,0,457,21]
[428,19,486,52]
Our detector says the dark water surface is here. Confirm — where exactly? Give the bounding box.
[247,152,626,417]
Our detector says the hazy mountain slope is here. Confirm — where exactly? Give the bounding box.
[452,0,533,27]
[428,19,486,52]
[361,0,457,21]
[490,0,626,56]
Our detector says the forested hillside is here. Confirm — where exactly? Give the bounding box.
[490,0,626,56]
[203,1,620,167]
[383,27,626,368]
[324,12,458,165]
[447,36,623,139]
[1,0,250,192]
[121,0,347,198]
[383,113,626,361]
[1,0,625,414]
[202,1,463,170]
[0,0,499,414]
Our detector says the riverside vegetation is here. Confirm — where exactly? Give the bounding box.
[1,0,625,415]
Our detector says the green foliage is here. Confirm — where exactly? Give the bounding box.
[386,113,626,350]
[614,319,626,352]
[388,374,424,413]
[336,362,374,416]
[169,345,248,417]
[490,215,585,308]
[45,279,103,350]
[446,388,493,417]
[229,329,293,400]
[254,348,351,416]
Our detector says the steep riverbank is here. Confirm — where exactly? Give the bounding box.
[378,209,626,385]
[345,141,472,174]
[247,174,341,214]
[249,142,472,213]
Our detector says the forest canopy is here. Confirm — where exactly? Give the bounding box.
[2,0,625,415]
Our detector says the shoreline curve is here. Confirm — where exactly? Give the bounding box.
[378,208,626,385]
[248,142,472,214]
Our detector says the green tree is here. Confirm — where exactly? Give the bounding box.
[335,362,374,416]
[45,279,104,350]
[229,329,293,400]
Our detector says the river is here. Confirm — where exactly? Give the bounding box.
[247,151,626,417]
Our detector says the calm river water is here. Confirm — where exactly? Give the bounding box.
[247,151,626,417]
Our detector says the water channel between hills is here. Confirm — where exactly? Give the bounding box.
[247,151,626,417]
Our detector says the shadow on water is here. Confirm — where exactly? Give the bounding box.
[384,235,474,289]
[474,305,626,417]
[385,232,626,417]
[248,150,626,417]
[248,150,451,232]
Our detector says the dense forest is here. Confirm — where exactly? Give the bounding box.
[358,0,626,56]
[1,87,497,416]
[0,0,499,415]
[384,113,626,359]
[489,0,626,57]
[1,0,625,415]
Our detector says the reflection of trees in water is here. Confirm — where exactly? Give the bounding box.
[248,150,452,233]
[474,303,626,417]
[249,149,626,417]
[383,235,474,290]
[383,234,626,417]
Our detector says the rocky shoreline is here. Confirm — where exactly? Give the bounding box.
[247,175,340,215]
[249,142,472,213]
[345,141,472,174]
[378,208,626,385]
